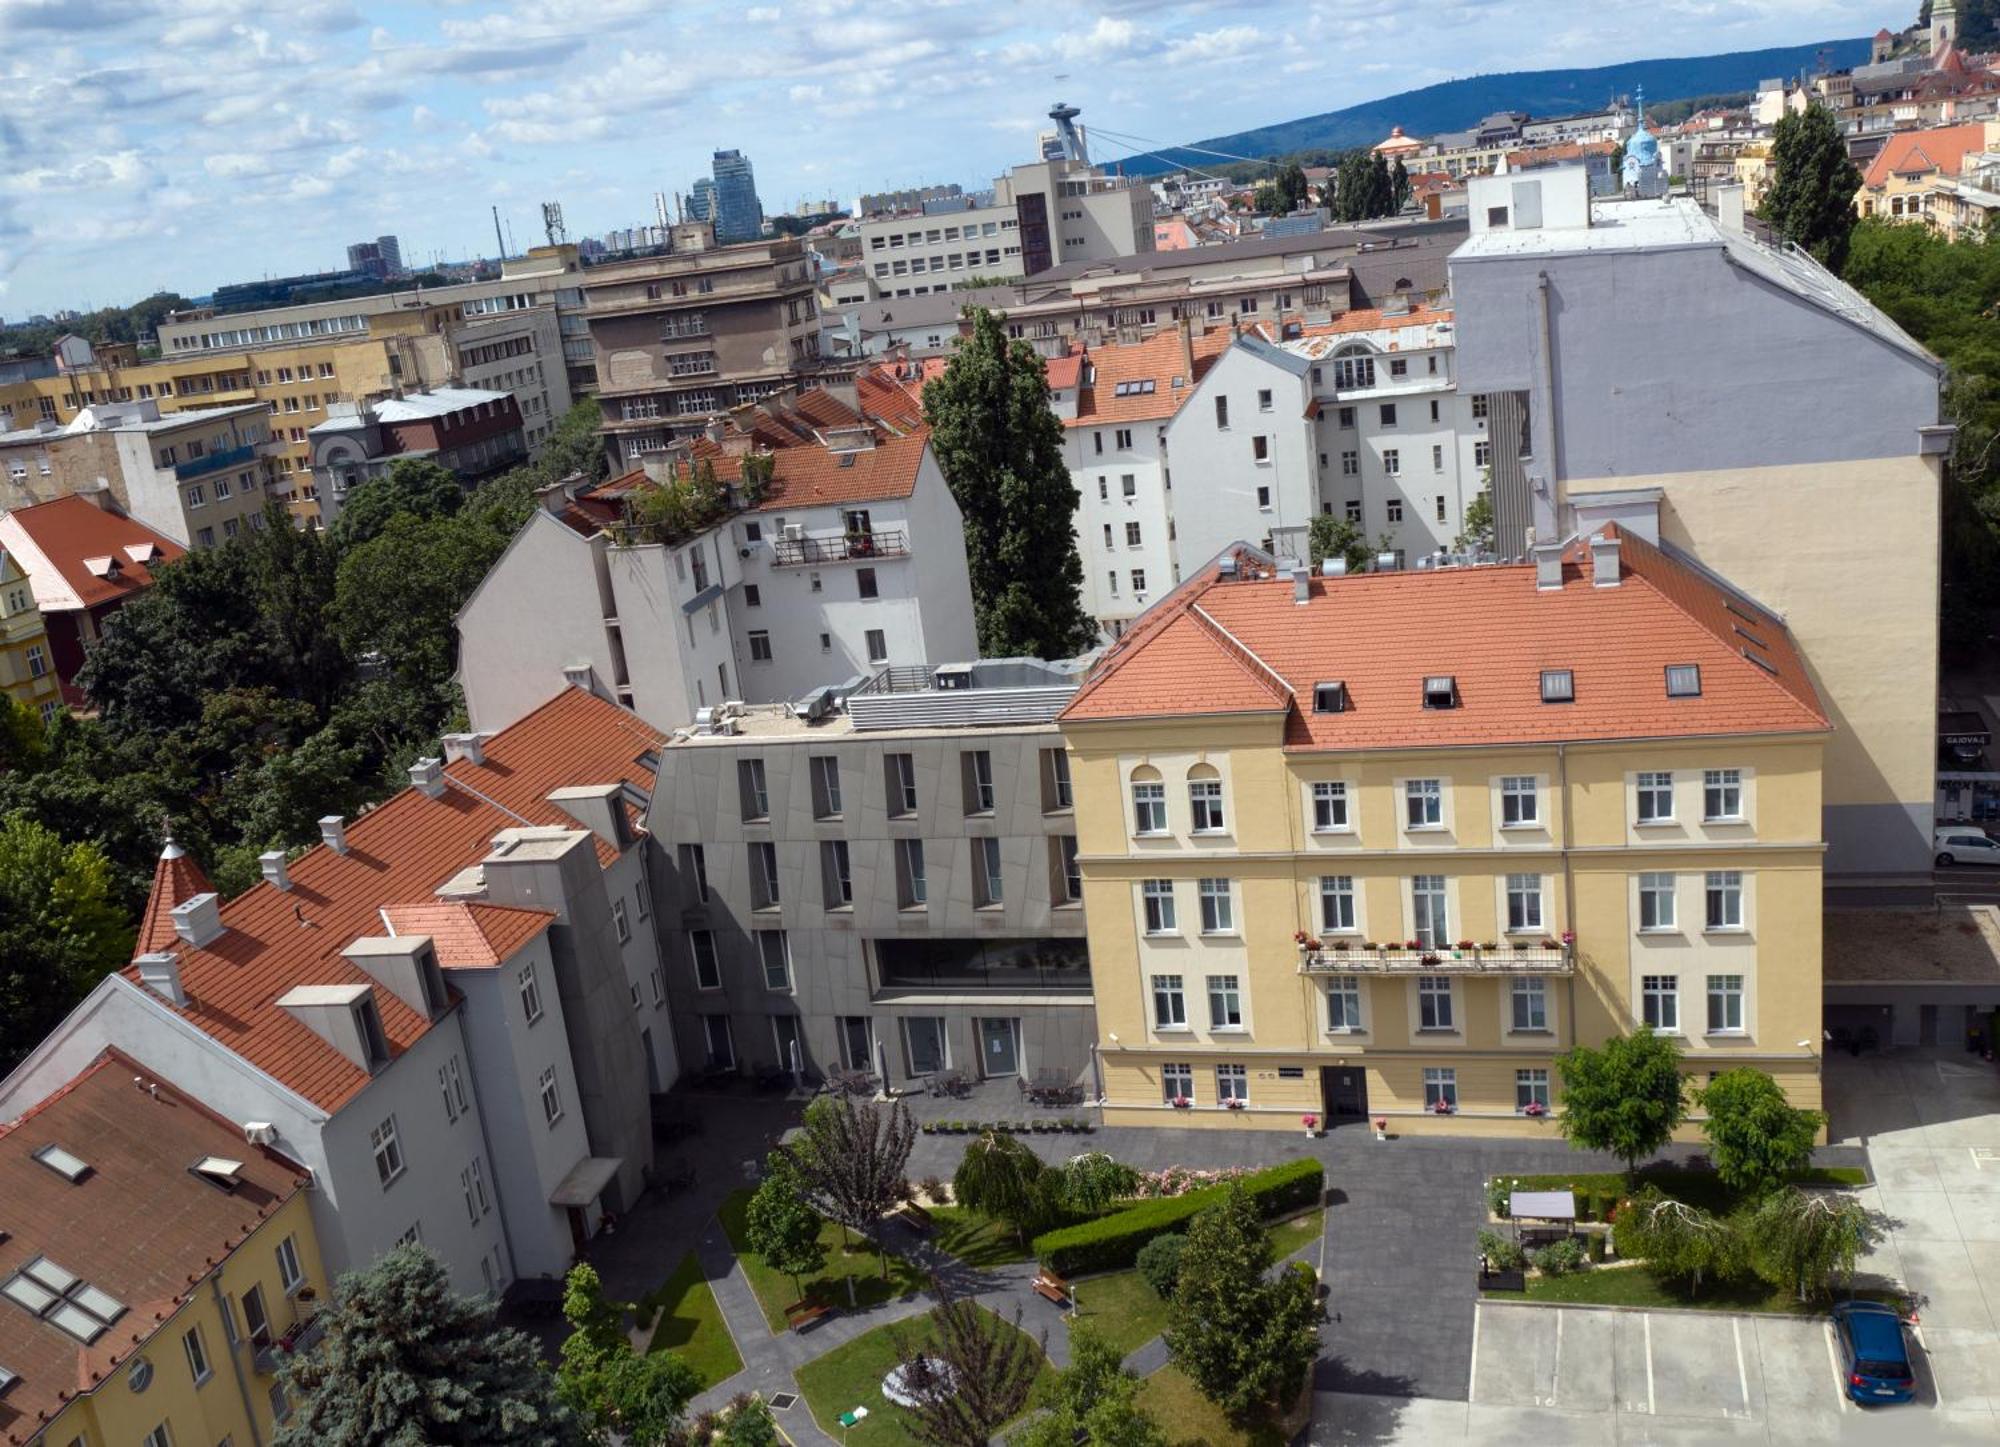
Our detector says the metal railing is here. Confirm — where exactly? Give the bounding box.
[252,1308,325,1374]
[175,443,255,480]
[769,529,908,567]
[1299,942,1572,975]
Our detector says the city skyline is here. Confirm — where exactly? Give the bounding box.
[2,0,1897,316]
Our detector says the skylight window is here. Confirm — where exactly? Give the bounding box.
[1664,664,1702,698]
[1540,669,1575,704]
[1733,624,1767,650]
[1110,379,1157,397]
[0,1362,18,1395]
[2,1257,125,1345]
[1421,676,1459,710]
[1312,681,1348,714]
[32,1143,89,1183]
[191,1155,245,1191]
[1741,647,1777,676]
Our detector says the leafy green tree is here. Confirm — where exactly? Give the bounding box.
[1017,1323,1165,1447]
[277,1244,587,1446]
[1456,491,1496,553]
[1695,1069,1825,1197]
[889,1276,1044,1447]
[1761,102,1862,271]
[746,1152,827,1295]
[1611,1188,1748,1296]
[720,1396,782,1447]
[0,814,132,1072]
[953,1131,1056,1245]
[1057,1151,1139,1214]
[333,512,510,694]
[1555,1025,1687,1174]
[1164,1184,1322,1424]
[784,1096,916,1277]
[1275,162,1309,213]
[1746,1188,1886,1302]
[557,1264,701,1447]
[333,457,466,548]
[1307,515,1371,574]
[922,308,1097,659]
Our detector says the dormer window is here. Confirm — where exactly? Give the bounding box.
[1665,664,1701,698]
[1540,669,1574,704]
[353,999,391,1070]
[1422,676,1459,710]
[1312,681,1348,714]
[417,945,448,1016]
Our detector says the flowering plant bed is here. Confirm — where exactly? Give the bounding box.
[1134,1165,1251,1198]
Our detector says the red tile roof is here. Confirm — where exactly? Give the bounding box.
[133,835,213,959]
[1864,122,1988,188]
[1062,526,1829,750]
[0,1049,308,1443]
[1065,327,1236,428]
[1294,303,1453,340]
[1046,352,1087,391]
[119,688,666,1111]
[718,431,929,511]
[0,496,184,613]
[379,902,555,970]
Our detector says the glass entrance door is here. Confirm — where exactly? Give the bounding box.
[903,1017,947,1076]
[838,1016,874,1071]
[978,1017,1019,1078]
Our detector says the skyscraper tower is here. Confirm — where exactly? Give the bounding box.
[709,149,764,243]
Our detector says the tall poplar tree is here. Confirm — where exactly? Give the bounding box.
[1761,102,1862,272]
[922,308,1098,659]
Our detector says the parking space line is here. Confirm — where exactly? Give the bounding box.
[1643,1311,1655,1416]
[1914,1324,1943,1411]
[1548,1308,1563,1408]
[1467,1299,1480,1405]
[1823,1321,1853,1414]
[1732,1317,1748,1417]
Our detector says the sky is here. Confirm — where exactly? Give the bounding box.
[0,0,1899,317]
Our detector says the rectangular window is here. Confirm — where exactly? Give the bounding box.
[810,755,843,817]
[1312,780,1349,830]
[1132,779,1167,834]
[184,1323,211,1383]
[1131,569,1146,593]
[1325,976,1362,1031]
[1506,874,1543,932]
[1142,879,1177,933]
[1642,975,1679,1032]
[757,932,792,990]
[1630,877,1677,938]
[1636,771,1674,822]
[748,630,772,662]
[1418,976,1454,1030]
[1057,835,1081,903]
[1412,875,1448,948]
[1499,776,1538,827]
[539,1067,563,1125]
[1424,1067,1457,1110]
[887,753,918,816]
[691,929,721,989]
[1206,975,1242,1029]
[1216,1063,1248,1102]
[1665,664,1702,697]
[738,759,770,820]
[1320,875,1355,932]
[518,963,544,1023]
[821,839,853,907]
[965,750,995,813]
[898,838,927,908]
[1511,977,1548,1032]
[1043,747,1073,811]
[1379,403,1397,427]
[1516,1068,1551,1112]
[242,1284,270,1347]
[750,842,781,908]
[1703,768,1743,821]
[1214,396,1229,428]
[611,897,630,943]
[1706,974,1744,1032]
[975,836,1004,906]
[1383,449,1401,477]
[1189,778,1225,832]
[1432,445,1444,472]
[1257,388,1273,412]
[439,1063,460,1123]
[681,843,709,902]
[857,567,878,600]
[1540,669,1574,703]
[1405,778,1442,828]
[1125,521,1142,547]
[1153,975,1187,1029]
[1163,1061,1193,1104]
[1197,878,1233,933]
[370,1116,404,1185]
[1341,450,1358,477]
[1252,436,1270,463]
[1122,474,1136,497]
[1705,871,1743,930]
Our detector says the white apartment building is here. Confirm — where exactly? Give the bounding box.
[0,690,677,1296]
[855,201,1024,300]
[458,382,977,736]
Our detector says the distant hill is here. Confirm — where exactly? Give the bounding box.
[1117,38,1871,174]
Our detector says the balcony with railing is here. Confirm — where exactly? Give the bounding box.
[769,528,908,567]
[252,1307,326,1374]
[175,442,255,481]
[1297,936,1573,975]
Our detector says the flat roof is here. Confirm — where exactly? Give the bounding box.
[1823,906,2000,986]
[674,703,1063,744]
[371,387,512,422]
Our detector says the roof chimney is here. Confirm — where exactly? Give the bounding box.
[409,757,445,798]
[561,662,595,694]
[1176,314,1195,383]
[1290,561,1311,604]
[319,815,349,855]
[1589,531,1622,587]
[136,951,188,1007]
[1532,540,1565,591]
[170,893,224,949]
[259,850,292,892]
[441,732,489,766]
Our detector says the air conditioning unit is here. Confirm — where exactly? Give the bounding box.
[783,523,805,541]
[244,1122,278,1147]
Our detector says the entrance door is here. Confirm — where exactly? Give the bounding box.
[772,1016,804,1081]
[640,1027,662,1093]
[1322,1066,1368,1120]
[1921,1004,1940,1047]
[979,1018,1020,1078]
[904,1016,947,1076]
[703,1014,735,1069]
[838,1016,874,1071]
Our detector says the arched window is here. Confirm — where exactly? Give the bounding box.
[1331,343,1376,391]
[1187,763,1226,833]
[1130,765,1166,835]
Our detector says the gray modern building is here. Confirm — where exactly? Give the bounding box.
[647,660,1098,1092]
[711,150,764,243]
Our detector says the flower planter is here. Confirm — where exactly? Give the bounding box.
[1302,1114,1319,1139]
[1373,1117,1388,1141]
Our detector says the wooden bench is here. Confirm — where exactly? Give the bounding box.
[1031,1269,1070,1307]
[895,1202,935,1236]
[784,1300,833,1333]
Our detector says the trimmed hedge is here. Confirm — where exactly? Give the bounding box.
[1032,1158,1324,1275]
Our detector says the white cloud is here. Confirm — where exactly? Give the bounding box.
[1058,16,1144,62]
[1162,24,1263,65]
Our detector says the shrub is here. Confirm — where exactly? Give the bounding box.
[1136,1232,1188,1299]
[1531,1238,1588,1276]
[919,1175,947,1203]
[1033,1159,1323,1275]
[1485,1177,1515,1219]
[1476,1229,1525,1272]
[1059,1152,1141,1214]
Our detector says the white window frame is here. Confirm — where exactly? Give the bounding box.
[183,1323,211,1384]
[1206,974,1243,1030]
[1197,877,1234,934]
[1510,976,1548,1032]
[1319,875,1355,932]
[1215,1063,1248,1103]
[1141,879,1177,934]
[518,963,544,1023]
[758,931,792,990]
[1405,778,1443,829]
[1417,975,1455,1031]
[1705,871,1743,931]
[276,1235,303,1294]
[1189,776,1226,833]
[1706,973,1745,1034]
[1703,768,1743,822]
[1153,974,1187,1029]
[1516,1068,1551,1112]
[370,1116,404,1186]
[1411,874,1448,948]
[1132,779,1167,835]
[1642,974,1679,1033]
[1325,975,1363,1032]
[1505,873,1543,933]
[1636,771,1675,823]
[1162,1062,1194,1104]
[611,897,630,943]
[1423,1067,1457,1110]
[1499,775,1539,827]
[1311,780,1349,832]
[538,1067,563,1126]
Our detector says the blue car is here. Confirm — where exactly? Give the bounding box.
[1831,1301,1917,1405]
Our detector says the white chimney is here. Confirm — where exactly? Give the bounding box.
[319,815,349,855]
[409,757,445,798]
[136,951,187,1007]
[1290,562,1310,604]
[259,850,291,891]
[170,892,224,949]
[1589,531,1622,588]
[1532,540,1566,591]
[561,662,594,693]
[441,732,489,766]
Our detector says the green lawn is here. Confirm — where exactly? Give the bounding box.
[1481,1262,1905,1316]
[794,1311,1054,1447]
[636,1251,742,1388]
[1493,1166,1869,1221]
[1133,1364,1295,1447]
[1071,1269,1175,1358]
[927,1205,1034,1268]
[717,1189,928,1334]
[1266,1208,1324,1262]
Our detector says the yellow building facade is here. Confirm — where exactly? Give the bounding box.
[0,551,62,724]
[1060,535,1830,1138]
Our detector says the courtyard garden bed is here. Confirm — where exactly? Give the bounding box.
[1486,1166,1868,1224]
[794,1312,1053,1447]
[636,1250,742,1388]
[718,1188,927,1333]
[1480,1262,1905,1316]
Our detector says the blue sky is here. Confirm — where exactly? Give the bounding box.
[0,0,1892,317]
